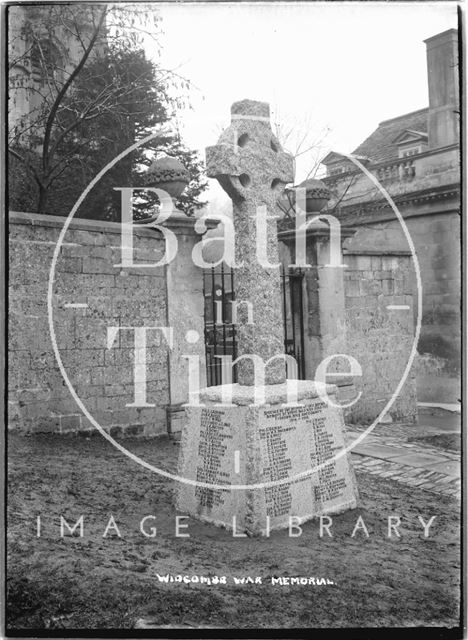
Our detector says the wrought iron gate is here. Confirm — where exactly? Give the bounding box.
[203,265,306,386]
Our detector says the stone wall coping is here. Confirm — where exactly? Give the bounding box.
[343,249,412,256]
[9,210,161,238]
[9,210,219,237]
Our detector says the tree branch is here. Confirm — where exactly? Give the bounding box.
[8,148,44,188]
[42,7,107,173]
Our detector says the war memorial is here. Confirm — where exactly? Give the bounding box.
[175,100,359,535]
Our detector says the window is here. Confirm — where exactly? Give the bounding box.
[399,146,421,158]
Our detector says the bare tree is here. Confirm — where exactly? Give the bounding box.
[8,3,206,217]
[271,105,332,182]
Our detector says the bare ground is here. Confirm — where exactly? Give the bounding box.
[6,432,461,630]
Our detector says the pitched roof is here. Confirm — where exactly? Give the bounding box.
[322,151,369,165]
[392,129,428,144]
[352,108,429,164]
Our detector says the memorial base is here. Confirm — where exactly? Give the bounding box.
[175,380,359,536]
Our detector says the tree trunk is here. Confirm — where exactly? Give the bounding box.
[37,185,48,214]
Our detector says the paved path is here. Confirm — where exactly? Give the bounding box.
[346,417,461,499]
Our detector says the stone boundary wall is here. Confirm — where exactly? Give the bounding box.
[343,251,417,424]
[9,211,170,436]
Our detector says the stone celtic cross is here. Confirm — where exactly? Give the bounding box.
[206,100,295,386]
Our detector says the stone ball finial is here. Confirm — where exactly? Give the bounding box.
[297,178,330,213]
[144,156,190,199]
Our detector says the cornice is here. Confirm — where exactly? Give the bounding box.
[331,184,460,221]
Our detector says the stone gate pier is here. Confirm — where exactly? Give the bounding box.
[175,100,359,535]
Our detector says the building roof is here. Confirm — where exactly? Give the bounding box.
[321,150,369,165]
[351,108,429,164]
[392,129,428,144]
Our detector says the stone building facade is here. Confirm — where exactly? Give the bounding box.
[321,29,460,403]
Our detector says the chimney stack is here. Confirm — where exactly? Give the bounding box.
[424,29,459,148]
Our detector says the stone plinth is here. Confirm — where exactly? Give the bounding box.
[175,380,359,535]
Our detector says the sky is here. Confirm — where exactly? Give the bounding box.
[146,1,459,210]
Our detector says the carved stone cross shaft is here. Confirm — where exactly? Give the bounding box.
[206,100,295,386]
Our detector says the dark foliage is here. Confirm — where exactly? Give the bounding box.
[8,5,207,220]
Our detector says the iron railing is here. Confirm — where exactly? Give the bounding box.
[203,265,305,386]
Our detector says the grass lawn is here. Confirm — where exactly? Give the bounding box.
[7,432,461,630]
